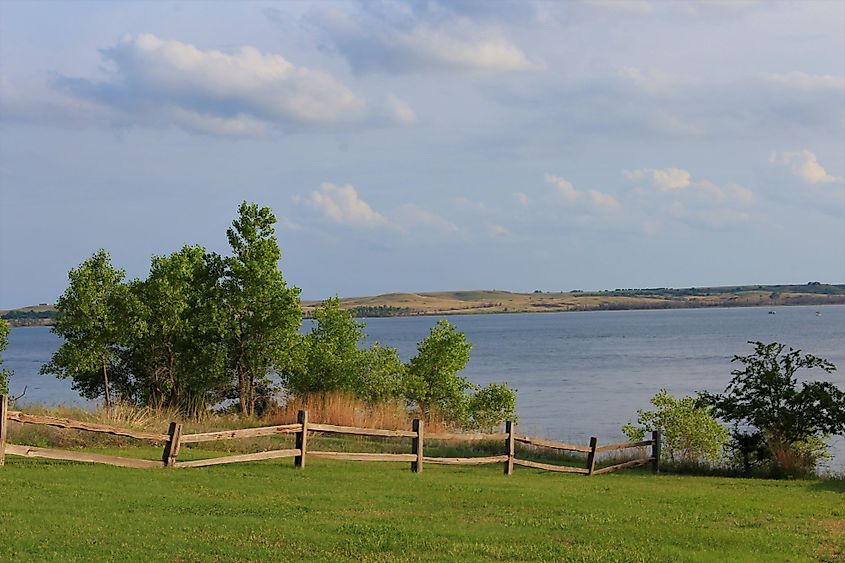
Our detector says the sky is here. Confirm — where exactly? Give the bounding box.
[0,0,843,309]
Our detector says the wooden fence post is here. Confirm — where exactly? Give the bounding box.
[651,430,661,474]
[504,421,515,475]
[586,437,598,476]
[411,418,423,473]
[162,422,182,467]
[0,395,8,467]
[295,410,308,469]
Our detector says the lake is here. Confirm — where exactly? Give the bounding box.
[5,304,845,468]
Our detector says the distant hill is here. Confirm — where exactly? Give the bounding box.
[302,283,845,318]
[5,283,844,326]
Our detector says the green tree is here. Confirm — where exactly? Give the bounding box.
[283,297,404,402]
[701,341,844,474]
[0,320,12,395]
[285,297,366,396]
[222,202,302,417]
[126,246,228,414]
[41,250,139,411]
[405,320,473,423]
[466,382,518,431]
[623,389,728,464]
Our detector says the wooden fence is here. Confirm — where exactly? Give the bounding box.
[0,395,660,476]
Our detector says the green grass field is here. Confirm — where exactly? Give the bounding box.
[1,455,842,561]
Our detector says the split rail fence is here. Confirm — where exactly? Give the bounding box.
[0,395,660,476]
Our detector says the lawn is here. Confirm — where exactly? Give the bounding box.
[1,455,842,561]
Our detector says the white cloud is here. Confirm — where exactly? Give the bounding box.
[487,224,512,239]
[301,183,389,228]
[307,9,541,74]
[394,204,460,235]
[583,0,653,14]
[545,174,621,212]
[545,174,580,203]
[769,150,842,184]
[386,94,417,125]
[626,168,756,228]
[514,192,530,206]
[617,67,697,94]
[761,72,845,91]
[14,34,375,135]
[624,168,691,191]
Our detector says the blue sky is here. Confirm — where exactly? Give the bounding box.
[1,0,843,309]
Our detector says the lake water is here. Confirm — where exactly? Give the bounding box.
[5,304,845,469]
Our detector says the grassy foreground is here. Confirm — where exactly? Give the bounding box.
[1,456,843,562]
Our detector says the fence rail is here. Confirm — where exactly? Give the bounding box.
[0,394,660,477]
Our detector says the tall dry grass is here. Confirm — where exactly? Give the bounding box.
[269,392,452,434]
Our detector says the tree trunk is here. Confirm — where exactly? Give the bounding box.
[101,353,111,413]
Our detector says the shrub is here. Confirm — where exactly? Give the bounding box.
[623,389,728,464]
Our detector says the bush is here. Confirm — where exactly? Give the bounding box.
[623,389,728,464]
[701,341,844,476]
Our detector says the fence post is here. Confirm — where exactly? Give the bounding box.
[0,394,7,467]
[295,410,308,469]
[586,437,598,476]
[411,418,424,473]
[162,422,182,467]
[651,430,661,474]
[504,421,515,475]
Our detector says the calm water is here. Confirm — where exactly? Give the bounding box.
[5,304,845,467]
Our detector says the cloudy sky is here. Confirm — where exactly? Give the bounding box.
[0,1,843,309]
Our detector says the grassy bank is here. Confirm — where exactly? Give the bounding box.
[1,456,843,561]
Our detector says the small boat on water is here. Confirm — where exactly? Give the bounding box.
[816,311,822,317]
[768,311,776,315]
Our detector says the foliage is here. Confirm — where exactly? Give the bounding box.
[701,341,844,475]
[221,202,302,417]
[623,389,728,464]
[465,382,518,431]
[405,320,474,423]
[0,320,11,395]
[125,246,229,415]
[284,298,405,403]
[40,250,140,410]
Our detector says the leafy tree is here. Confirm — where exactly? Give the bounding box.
[0,320,11,395]
[466,382,517,431]
[701,341,844,474]
[41,250,139,411]
[283,297,404,402]
[405,320,474,423]
[126,246,228,414]
[222,202,302,417]
[623,389,728,464]
[359,343,405,403]
[288,297,367,396]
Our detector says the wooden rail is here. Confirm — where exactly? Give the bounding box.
[180,424,302,443]
[5,443,163,469]
[7,411,169,442]
[515,435,593,453]
[0,395,661,476]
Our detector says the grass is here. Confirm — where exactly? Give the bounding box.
[1,455,843,561]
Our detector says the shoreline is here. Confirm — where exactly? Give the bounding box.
[6,297,845,328]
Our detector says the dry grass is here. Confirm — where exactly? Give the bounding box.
[269,392,452,434]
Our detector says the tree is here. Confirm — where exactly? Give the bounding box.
[126,246,228,414]
[701,341,845,474]
[222,202,302,417]
[623,389,728,464]
[0,320,11,395]
[41,250,138,411]
[288,297,367,396]
[282,297,404,402]
[405,320,474,423]
[465,382,517,431]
